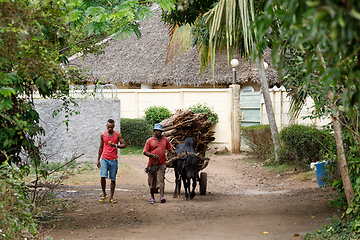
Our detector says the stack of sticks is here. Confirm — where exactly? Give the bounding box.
[160,109,215,156]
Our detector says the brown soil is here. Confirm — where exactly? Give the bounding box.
[47,154,338,240]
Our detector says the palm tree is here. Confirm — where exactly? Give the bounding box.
[202,0,280,161]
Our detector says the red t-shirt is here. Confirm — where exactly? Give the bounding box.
[102,131,118,160]
[143,135,172,166]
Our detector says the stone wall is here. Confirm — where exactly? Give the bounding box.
[34,99,120,163]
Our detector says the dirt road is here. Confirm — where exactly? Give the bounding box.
[48,154,338,240]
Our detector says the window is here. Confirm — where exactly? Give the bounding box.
[241,86,254,92]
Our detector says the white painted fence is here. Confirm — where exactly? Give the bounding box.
[260,86,331,130]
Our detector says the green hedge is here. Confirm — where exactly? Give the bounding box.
[279,124,336,170]
[121,118,153,147]
[144,106,172,126]
[241,125,273,160]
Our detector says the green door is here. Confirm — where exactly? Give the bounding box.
[240,91,261,150]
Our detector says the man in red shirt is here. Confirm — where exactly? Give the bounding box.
[97,119,126,203]
[143,123,176,204]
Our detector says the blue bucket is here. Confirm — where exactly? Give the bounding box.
[315,161,328,187]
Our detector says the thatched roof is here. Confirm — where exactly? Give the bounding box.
[69,5,279,87]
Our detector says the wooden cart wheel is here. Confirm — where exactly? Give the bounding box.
[199,172,207,195]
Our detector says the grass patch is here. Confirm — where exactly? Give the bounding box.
[265,162,316,181]
[240,154,294,174]
[242,155,264,164]
[290,169,316,181]
[265,164,294,174]
[121,146,143,155]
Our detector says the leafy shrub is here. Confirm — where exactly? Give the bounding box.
[0,162,38,239]
[144,106,172,126]
[188,103,219,125]
[241,125,273,160]
[121,118,153,147]
[303,215,359,240]
[278,124,336,170]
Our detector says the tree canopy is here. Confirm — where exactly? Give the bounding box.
[252,0,360,223]
[0,0,174,165]
[255,0,360,115]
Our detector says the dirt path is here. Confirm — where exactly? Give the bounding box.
[48,154,338,240]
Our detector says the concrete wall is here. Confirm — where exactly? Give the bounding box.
[34,99,121,163]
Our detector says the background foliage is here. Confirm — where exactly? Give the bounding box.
[241,125,272,161]
[255,0,360,117]
[0,0,70,165]
[0,162,37,239]
[188,103,218,125]
[144,106,172,126]
[278,124,336,170]
[121,118,153,147]
[0,0,175,165]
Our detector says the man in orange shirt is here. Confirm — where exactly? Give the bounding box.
[143,123,176,204]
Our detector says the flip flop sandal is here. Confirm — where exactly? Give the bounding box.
[109,199,117,204]
[150,197,155,204]
[99,195,108,202]
[160,197,166,203]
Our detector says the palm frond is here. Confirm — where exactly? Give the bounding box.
[165,24,193,64]
[201,0,255,83]
[288,94,306,122]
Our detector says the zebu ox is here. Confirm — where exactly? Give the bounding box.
[172,137,201,200]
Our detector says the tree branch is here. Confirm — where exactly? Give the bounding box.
[58,34,96,54]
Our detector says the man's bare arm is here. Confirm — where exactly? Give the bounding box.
[117,132,126,149]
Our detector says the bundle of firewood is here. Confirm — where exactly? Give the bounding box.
[160,109,215,156]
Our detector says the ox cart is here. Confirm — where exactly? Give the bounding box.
[160,109,215,198]
[165,143,210,196]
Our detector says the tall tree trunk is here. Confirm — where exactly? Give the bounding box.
[327,91,354,206]
[256,57,280,161]
[317,46,354,206]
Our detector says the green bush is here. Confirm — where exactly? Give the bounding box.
[144,106,172,126]
[241,125,273,160]
[278,124,336,170]
[188,103,219,125]
[121,118,153,147]
[303,215,359,240]
[0,162,38,239]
